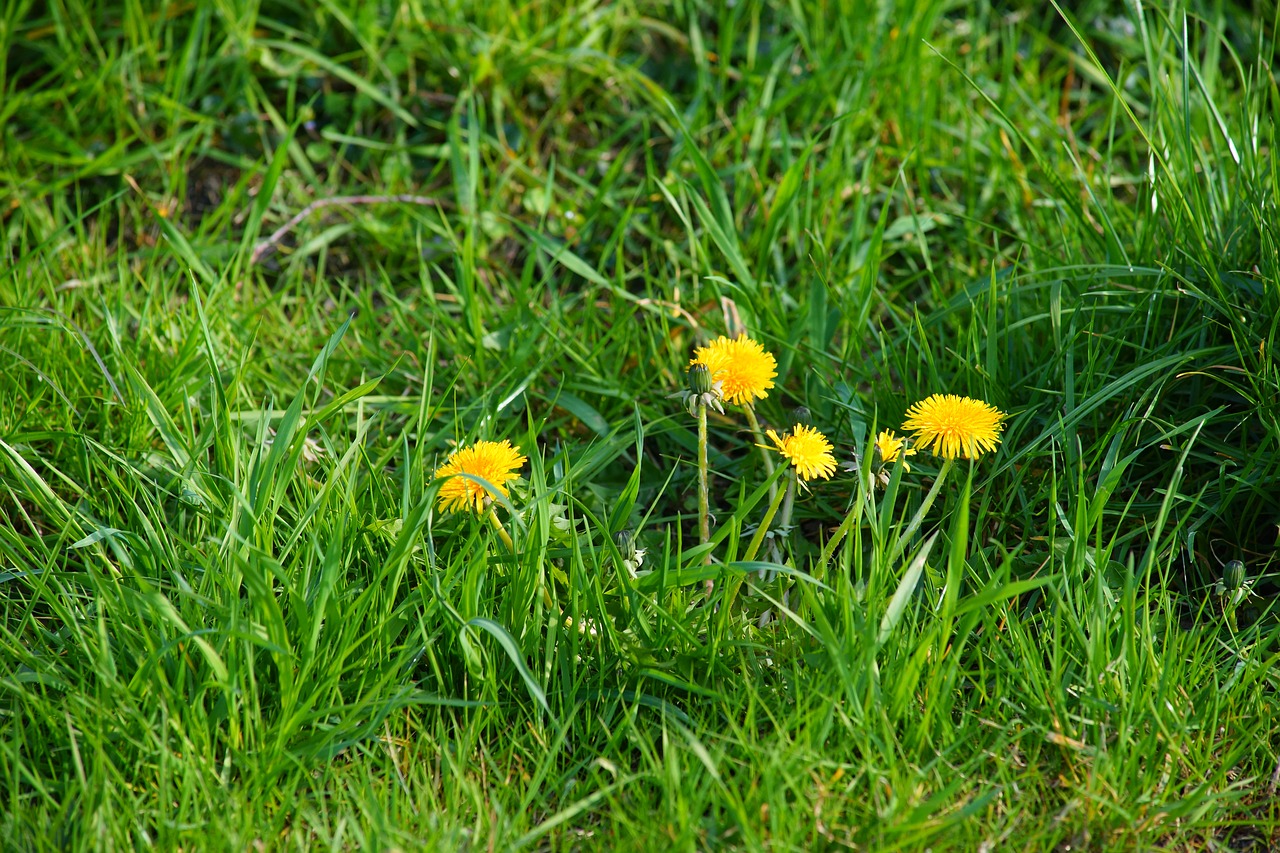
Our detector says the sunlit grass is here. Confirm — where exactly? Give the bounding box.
[2,0,1278,849]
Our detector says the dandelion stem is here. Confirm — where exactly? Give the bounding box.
[778,471,796,541]
[745,470,790,563]
[817,495,860,580]
[743,404,777,502]
[887,459,953,565]
[723,470,792,618]
[762,470,797,576]
[490,508,556,609]
[817,459,955,573]
[488,509,515,551]
[696,400,712,566]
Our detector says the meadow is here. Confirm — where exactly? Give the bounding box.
[2,0,1279,849]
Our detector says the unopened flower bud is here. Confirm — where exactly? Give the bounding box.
[614,528,647,577]
[790,406,812,427]
[615,528,636,555]
[1223,560,1246,592]
[687,363,713,396]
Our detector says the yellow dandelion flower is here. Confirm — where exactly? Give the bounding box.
[764,424,837,482]
[691,334,777,406]
[875,430,917,472]
[433,439,527,514]
[901,394,1006,460]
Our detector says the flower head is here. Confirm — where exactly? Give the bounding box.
[901,394,1006,460]
[874,430,916,471]
[865,430,917,487]
[692,334,777,407]
[434,439,527,514]
[764,424,837,482]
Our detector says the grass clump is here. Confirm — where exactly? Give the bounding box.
[2,0,1279,849]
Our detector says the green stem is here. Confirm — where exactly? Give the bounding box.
[722,468,792,618]
[887,458,953,565]
[764,471,797,572]
[489,508,515,551]
[778,471,796,544]
[697,401,711,566]
[818,458,955,572]
[817,494,863,574]
[491,507,555,610]
[745,469,791,563]
[743,404,777,503]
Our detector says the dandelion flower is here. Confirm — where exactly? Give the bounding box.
[692,334,777,406]
[764,424,837,482]
[874,430,916,472]
[434,439,527,514]
[902,394,1006,460]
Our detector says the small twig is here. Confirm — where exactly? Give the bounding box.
[249,194,446,265]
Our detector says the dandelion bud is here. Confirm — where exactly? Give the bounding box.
[687,363,713,396]
[1223,560,1246,592]
[614,528,646,577]
[790,406,812,427]
[615,528,636,554]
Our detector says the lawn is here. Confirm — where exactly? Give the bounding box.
[2,0,1279,849]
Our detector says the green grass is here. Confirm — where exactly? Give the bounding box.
[2,0,1279,848]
